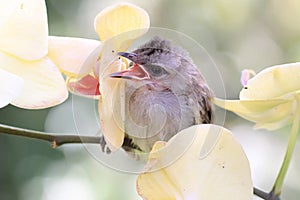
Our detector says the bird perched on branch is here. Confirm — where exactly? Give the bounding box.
[100,36,213,155]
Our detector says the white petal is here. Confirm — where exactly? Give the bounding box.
[0,69,23,108]
[0,0,48,60]
[137,124,253,200]
[94,3,150,42]
[214,97,294,130]
[0,52,68,109]
[240,62,300,100]
[48,36,101,77]
[98,60,127,151]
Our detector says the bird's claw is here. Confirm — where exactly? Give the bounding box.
[99,136,111,154]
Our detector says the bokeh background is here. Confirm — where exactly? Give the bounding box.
[1,0,300,199]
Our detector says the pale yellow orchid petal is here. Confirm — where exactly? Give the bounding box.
[214,97,294,129]
[79,3,148,87]
[240,101,292,123]
[215,63,300,130]
[0,0,48,60]
[98,59,127,151]
[48,36,101,77]
[240,62,300,100]
[254,117,292,131]
[94,2,150,42]
[98,41,127,78]
[251,92,300,130]
[0,69,23,108]
[213,97,289,114]
[79,45,102,80]
[137,124,253,200]
[0,52,68,109]
[95,3,150,151]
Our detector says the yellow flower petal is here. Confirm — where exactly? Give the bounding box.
[254,117,292,130]
[0,0,48,60]
[0,52,68,109]
[137,124,253,200]
[94,3,150,151]
[94,2,150,42]
[253,92,300,130]
[48,36,101,77]
[98,59,127,151]
[79,45,102,79]
[215,63,300,130]
[0,69,23,108]
[240,62,300,100]
[214,98,294,130]
[214,98,289,114]
[95,39,129,152]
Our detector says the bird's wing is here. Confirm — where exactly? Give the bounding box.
[191,76,214,124]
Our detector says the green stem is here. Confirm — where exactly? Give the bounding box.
[0,123,101,148]
[272,96,300,196]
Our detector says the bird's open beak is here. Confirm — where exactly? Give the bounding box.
[110,52,150,80]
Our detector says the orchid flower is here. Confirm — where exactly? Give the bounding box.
[68,3,150,151]
[0,0,100,109]
[67,3,150,98]
[214,62,300,196]
[137,124,253,200]
[97,4,150,152]
[214,62,300,131]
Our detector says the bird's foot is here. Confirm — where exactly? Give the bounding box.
[99,136,111,154]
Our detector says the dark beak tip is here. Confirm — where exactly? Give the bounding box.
[109,73,132,80]
[109,73,120,78]
[117,52,126,57]
[117,52,137,62]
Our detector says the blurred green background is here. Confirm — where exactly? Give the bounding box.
[1,0,300,199]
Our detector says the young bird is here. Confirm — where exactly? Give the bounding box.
[101,36,213,154]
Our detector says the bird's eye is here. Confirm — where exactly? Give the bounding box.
[148,65,167,77]
[129,62,134,67]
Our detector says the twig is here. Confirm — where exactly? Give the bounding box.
[254,187,280,200]
[0,123,100,148]
[254,187,270,199]
[0,124,288,200]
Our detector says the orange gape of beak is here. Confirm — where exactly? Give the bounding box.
[110,63,150,80]
[109,52,150,80]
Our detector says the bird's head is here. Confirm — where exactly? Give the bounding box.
[109,37,198,90]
